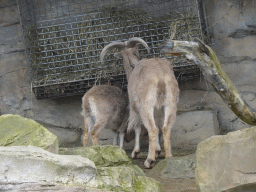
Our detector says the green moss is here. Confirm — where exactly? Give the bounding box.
[0,114,59,153]
[87,165,153,192]
[149,159,168,174]
[61,145,164,191]
[60,145,131,167]
[133,176,164,192]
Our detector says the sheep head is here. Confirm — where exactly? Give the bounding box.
[100,37,150,80]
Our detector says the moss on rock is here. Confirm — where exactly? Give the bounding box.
[149,154,196,179]
[86,165,163,192]
[133,176,164,192]
[60,145,131,167]
[0,114,59,153]
[60,145,163,191]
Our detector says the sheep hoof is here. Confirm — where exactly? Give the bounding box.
[165,152,172,159]
[131,150,140,159]
[155,150,162,159]
[144,158,155,169]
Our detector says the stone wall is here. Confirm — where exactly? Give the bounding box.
[0,0,83,146]
[0,0,255,147]
[178,0,256,133]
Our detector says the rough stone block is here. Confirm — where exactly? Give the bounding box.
[195,126,256,192]
[0,114,59,153]
[149,154,196,179]
[86,166,163,192]
[59,145,131,167]
[60,145,164,192]
[0,5,20,27]
[0,146,96,185]
[0,181,88,192]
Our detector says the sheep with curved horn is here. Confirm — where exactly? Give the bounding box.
[101,37,179,168]
[100,37,150,81]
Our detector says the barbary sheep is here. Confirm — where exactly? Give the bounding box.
[100,37,179,168]
[81,85,128,149]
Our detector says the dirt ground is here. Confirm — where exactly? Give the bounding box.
[131,154,199,192]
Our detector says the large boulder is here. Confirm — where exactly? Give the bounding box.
[0,146,96,186]
[0,181,90,192]
[195,126,256,192]
[0,114,59,153]
[61,145,163,192]
[86,165,163,192]
[59,145,131,167]
[149,154,196,179]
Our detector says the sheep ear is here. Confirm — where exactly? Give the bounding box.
[114,52,122,59]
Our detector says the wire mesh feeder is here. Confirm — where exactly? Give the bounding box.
[18,0,208,99]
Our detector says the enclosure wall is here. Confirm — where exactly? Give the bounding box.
[0,0,256,146]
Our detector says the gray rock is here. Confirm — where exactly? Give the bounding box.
[133,176,164,192]
[0,114,59,153]
[195,126,256,192]
[86,166,145,191]
[0,146,96,186]
[0,181,112,192]
[224,182,256,192]
[60,145,131,167]
[149,154,196,179]
[61,145,163,192]
[0,181,86,192]
[86,166,163,192]
[171,110,219,152]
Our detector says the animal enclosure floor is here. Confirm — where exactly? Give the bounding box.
[130,155,199,192]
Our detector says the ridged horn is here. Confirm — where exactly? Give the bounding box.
[100,41,125,63]
[125,37,150,54]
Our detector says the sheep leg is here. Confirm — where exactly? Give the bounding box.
[90,121,107,145]
[113,132,118,146]
[129,107,141,159]
[155,129,161,158]
[119,132,124,149]
[162,107,176,159]
[82,116,94,146]
[118,116,128,149]
[140,108,157,168]
[131,125,141,159]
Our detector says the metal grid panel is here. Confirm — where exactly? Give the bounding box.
[18,0,207,99]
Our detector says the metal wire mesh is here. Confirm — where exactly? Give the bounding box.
[18,0,207,99]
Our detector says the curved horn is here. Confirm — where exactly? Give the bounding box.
[100,41,125,63]
[126,37,150,54]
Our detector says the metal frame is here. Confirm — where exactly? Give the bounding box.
[18,0,207,99]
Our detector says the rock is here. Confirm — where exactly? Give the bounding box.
[0,146,96,186]
[61,145,163,192]
[59,145,131,167]
[86,166,144,191]
[0,114,59,153]
[225,182,256,192]
[0,181,111,192]
[86,166,163,192]
[195,126,256,192]
[0,181,87,192]
[149,154,196,179]
[171,110,219,152]
[133,176,164,192]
